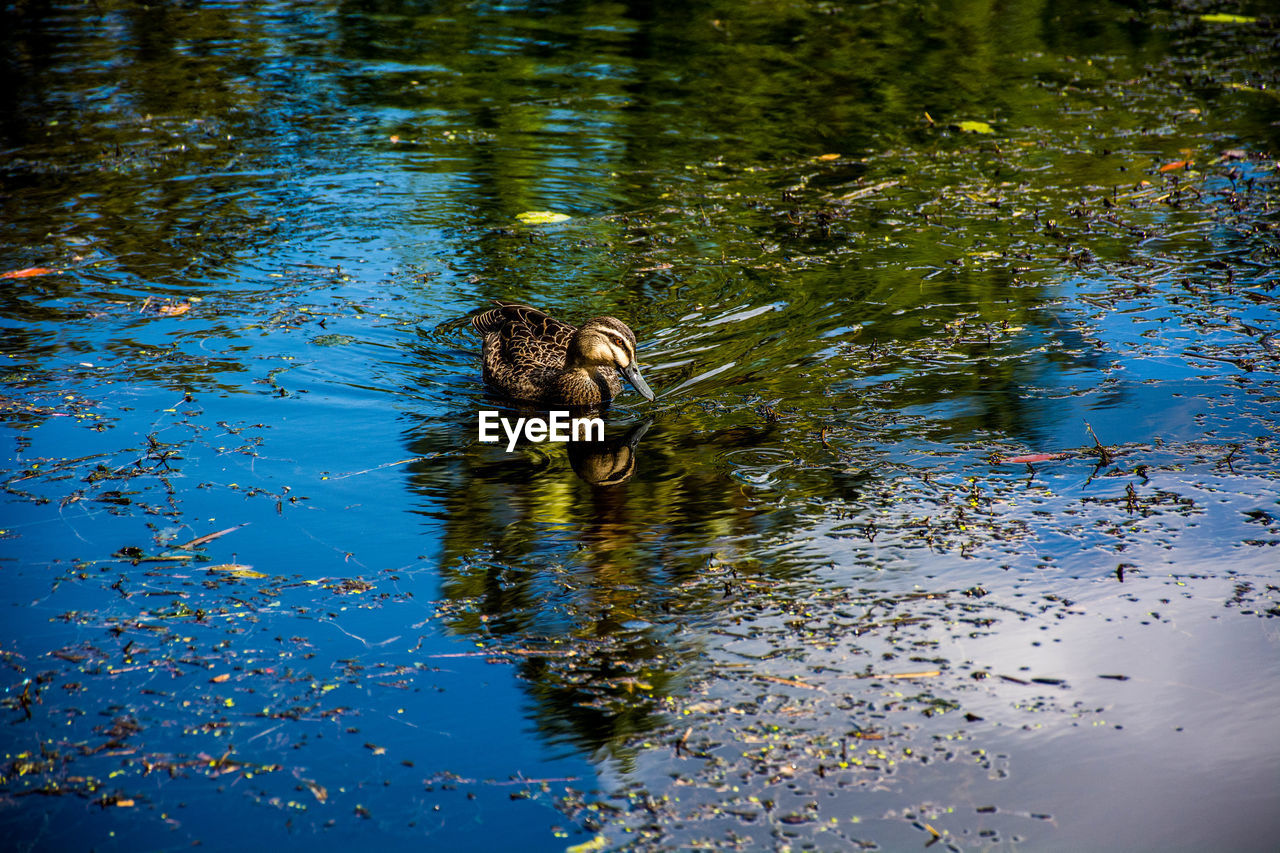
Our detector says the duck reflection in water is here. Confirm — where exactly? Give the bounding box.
[473,402,653,486]
[568,418,652,486]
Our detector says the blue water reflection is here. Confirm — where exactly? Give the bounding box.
[2,1,1279,850]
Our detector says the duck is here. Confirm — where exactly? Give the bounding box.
[471,300,655,406]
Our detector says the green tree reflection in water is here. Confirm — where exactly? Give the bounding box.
[0,0,1277,850]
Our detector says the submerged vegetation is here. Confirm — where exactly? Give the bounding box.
[2,0,1278,850]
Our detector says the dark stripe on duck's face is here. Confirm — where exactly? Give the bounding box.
[593,317,635,340]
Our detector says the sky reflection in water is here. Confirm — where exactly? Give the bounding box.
[1,1,1279,851]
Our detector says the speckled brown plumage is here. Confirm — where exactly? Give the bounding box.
[471,301,655,406]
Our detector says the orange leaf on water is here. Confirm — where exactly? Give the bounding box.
[1,267,56,279]
[1159,160,1191,172]
[156,303,191,317]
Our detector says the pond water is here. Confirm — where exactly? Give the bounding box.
[2,1,1279,850]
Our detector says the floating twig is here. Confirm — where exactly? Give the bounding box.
[172,524,248,551]
[860,670,942,680]
[754,674,823,690]
[327,453,446,480]
[424,648,578,659]
[836,179,900,202]
[675,727,692,755]
[1084,421,1114,466]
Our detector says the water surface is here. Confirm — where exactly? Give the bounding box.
[2,1,1279,850]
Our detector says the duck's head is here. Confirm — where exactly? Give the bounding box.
[568,317,656,401]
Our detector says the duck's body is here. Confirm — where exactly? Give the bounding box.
[471,301,655,407]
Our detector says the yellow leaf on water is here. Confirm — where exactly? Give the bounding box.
[566,837,609,853]
[1200,13,1256,23]
[515,210,571,224]
[206,563,266,578]
[957,120,995,134]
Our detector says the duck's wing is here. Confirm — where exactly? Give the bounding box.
[471,302,575,368]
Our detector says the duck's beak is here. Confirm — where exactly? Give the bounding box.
[620,363,655,401]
